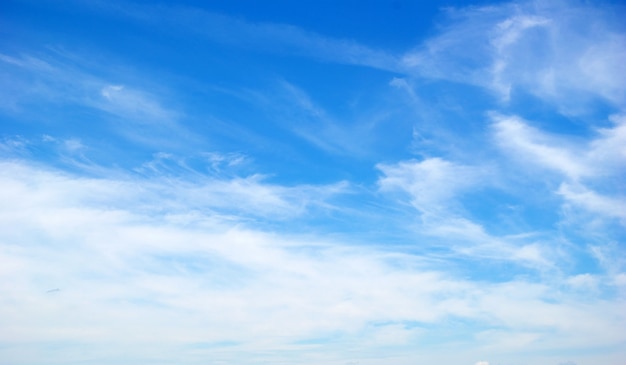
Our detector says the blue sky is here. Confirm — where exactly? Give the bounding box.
[1,0,625,364]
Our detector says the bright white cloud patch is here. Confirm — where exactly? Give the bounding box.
[377,158,486,214]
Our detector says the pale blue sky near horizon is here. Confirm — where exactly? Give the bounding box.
[1,1,625,364]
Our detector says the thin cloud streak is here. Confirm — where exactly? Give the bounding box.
[88,1,401,72]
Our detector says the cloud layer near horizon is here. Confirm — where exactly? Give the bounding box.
[1,159,625,365]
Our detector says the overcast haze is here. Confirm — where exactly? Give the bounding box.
[1,1,625,364]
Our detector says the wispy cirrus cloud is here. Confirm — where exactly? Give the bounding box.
[558,182,626,222]
[98,84,178,125]
[400,1,626,113]
[376,157,559,270]
[0,147,348,223]
[85,1,400,72]
[492,113,626,224]
[0,51,188,147]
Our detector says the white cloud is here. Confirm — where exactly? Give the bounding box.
[558,182,626,221]
[587,114,626,173]
[400,1,626,113]
[0,136,30,155]
[2,158,625,364]
[589,243,626,275]
[0,160,458,359]
[377,158,487,214]
[62,138,85,152]
[376,158,559,270]
[101,84,124,99]
[492,114,590,179]
[247,80,395,157]
[98,83,178,124]
[566,273,598,291]
[490,14,550,100]
[492,113,626,225]
[3,1,626,363]
[614,273,626,287]
[94,2,399,72]
[0,52,189,147]
[0,158,348,222]
[376,156,562,269]
[423,215,555,270]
